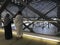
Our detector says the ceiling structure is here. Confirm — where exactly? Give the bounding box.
[0,0,60,31]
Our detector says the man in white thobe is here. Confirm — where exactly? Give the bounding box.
[14,12,23,39]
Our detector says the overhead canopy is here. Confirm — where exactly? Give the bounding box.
[22,0,57,19]
[1,0,57,19]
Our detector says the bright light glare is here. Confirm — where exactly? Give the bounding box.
[23,34,59,42]
[0,30,59,42]
[13,31,59,42]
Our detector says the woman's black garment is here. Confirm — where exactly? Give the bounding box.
[4,22,12,40]
[4,15,13,40]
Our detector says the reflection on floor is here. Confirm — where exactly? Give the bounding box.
[0,28,60,45]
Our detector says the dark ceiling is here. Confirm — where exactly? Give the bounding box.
[51,0,60,3]
[0,0,5,2]
[0,0,60,3]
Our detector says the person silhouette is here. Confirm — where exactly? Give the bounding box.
[4,14,13,40]
[14,11,23,39]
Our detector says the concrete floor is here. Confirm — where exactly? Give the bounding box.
[0,29,60,45]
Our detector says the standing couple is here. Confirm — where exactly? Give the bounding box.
[4,11,23,40]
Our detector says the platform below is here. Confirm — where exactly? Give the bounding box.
[0,28,60,45]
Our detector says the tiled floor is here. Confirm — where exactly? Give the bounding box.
[0,29,60,45]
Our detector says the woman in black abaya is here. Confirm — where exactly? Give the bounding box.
[4,14,13,40]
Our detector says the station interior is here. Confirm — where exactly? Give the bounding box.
[0,0,60,45]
